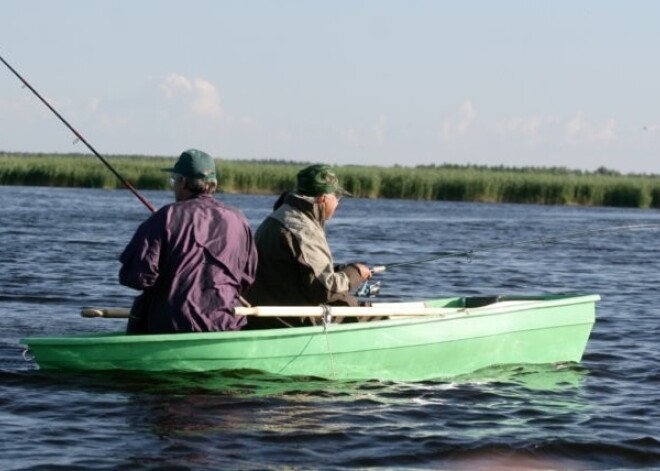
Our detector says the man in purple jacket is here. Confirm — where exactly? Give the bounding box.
[119,149,258,334]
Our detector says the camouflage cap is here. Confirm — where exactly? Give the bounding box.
[162,149,217,181]
[296,164,350,197]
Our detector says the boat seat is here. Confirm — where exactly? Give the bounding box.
[463,296,501,308]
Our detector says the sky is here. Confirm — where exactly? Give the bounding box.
[1,1,659,174]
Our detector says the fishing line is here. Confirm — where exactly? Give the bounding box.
[0,54,156,213]
[370,222,660,273]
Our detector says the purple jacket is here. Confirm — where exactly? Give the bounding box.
[119,194,257,333]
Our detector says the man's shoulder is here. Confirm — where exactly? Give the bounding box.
[275,204,322,235]
[179,195,237,211]
[169,196,248,222]
[213,198,247,215]
[207,197,253,225]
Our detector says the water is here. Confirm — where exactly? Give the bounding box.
[1,185,659,470]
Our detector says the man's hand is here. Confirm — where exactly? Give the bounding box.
[355,263,372,281]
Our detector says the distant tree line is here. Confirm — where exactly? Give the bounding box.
[1,152,660,208]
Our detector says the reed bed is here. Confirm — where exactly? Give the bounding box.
[2,152,660,208]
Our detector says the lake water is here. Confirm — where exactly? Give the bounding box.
[1,185,659,470]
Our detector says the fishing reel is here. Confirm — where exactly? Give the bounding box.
[356,280,381,297]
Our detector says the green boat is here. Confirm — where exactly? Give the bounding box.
[20,293,599,381]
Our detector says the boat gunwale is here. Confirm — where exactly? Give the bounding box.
[20,294,600,346]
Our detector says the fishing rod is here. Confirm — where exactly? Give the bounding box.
[0,54,156,213]
[370,222,660,274]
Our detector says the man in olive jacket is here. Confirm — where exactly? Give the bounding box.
[244,164,372,329]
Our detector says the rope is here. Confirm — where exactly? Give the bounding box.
[22,348,33,362]
[321,305,336,379]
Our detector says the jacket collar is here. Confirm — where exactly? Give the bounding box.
[283,192,325,227]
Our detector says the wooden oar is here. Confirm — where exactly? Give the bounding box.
[81,304,457,319]
[233,305,454,317]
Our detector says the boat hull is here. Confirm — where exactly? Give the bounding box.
[21,294,599,381]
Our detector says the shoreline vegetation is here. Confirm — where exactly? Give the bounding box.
[2,152,660,208]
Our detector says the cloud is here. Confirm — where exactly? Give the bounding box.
[159,73,223,118]
[190,79,223,117]
[440,99,476,140]
[498,112,617,145]
[564,113,616,144]
[160,73,193,97]
[342,127,360,146]
[339,114,388,148]
[87,97,101,113]
[0,98,21,112]
[0,95,70,117]
[372,114,387,143]
[498,115,560,142]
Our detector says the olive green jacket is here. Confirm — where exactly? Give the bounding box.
[244,193,364,328]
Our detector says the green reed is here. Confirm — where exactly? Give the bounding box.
[2,152,660,208]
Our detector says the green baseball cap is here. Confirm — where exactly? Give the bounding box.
[162,149,217,181]
[296,164,350,197]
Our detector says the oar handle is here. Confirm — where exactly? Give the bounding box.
[81,307,130,318]
[370,265,386,274]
